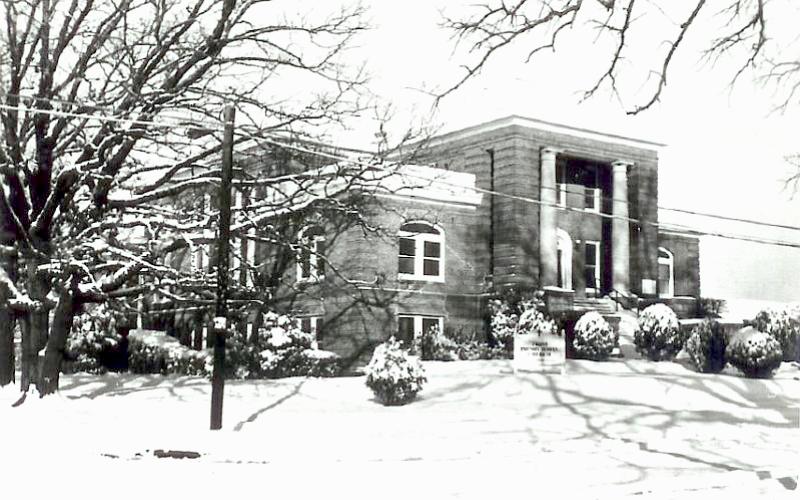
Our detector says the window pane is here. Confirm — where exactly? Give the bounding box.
[399,237,415,256]
[300,318,312,333]
[397,317,415,346]
[423,258,440,276]
[585,188,597,210]
[424,241,440,258]
[658,263,670,281]
[399,256,415,274]
[299,249,311,278]
[584,267,597,289]
[315,239,325,276]
[422,318,439,335]
[585,243,597,263]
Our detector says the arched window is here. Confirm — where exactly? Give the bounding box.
[398,222,444,282]
[556,229,572,290]
[658,247,674,297]
[297,226,325,282]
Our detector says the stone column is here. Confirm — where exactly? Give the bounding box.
[539,147,560,287]
[611,161,632,293]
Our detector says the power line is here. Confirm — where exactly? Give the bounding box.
[1,101,799,236]
[239,131,800,250]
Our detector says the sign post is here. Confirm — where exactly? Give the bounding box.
[210,104,235,430]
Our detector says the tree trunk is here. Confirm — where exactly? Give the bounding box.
[0,255,16,386]
[0,306,14,386]
[38,290,76,396]
[20,258,50,392]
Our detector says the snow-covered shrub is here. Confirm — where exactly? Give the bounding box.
[412,325,459,361]
[634,304,683,361]
[66,303,122,373]
[226,312,341,379]
[517,308,559,337]
[751,307,800,361]
[454,341,510,361]
[726,330,783,378]
[685,320,727,373]
[573,311,616,361]
[696,297,726,319]
[128,330,212,377]
[488,298,518,352]
[364,337,427,406]
[488,290,546,353]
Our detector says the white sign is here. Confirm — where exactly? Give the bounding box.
[213,316,227,330]
[513,329,565,374]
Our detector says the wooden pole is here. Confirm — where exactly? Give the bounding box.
[210,104,235,430]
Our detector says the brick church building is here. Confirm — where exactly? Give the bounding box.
[167,115,701,363]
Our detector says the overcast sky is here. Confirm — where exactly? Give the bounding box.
[328,0,800,303]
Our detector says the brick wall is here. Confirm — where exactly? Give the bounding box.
[658,232,701,298]
[416,120,661,297]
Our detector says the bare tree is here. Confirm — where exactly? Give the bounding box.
[442,1,797,115]
[0,0,415,395]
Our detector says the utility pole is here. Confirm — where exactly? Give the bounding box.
[210,104,235,430]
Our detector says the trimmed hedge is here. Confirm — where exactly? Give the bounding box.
[634,304,683,361]
[726,329,783,378]
[573,311,616,361]
[364,337,426,406]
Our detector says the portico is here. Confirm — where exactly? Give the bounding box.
[539,147,633,296]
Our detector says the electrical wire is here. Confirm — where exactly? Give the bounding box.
[1,101,799,241]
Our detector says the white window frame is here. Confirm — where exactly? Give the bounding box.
[556,183,567,207]
[397,222,445,283]
[296,316,322,348]
[556,229,573,291]
[585,240,601,294]
[584,187,601,213]
[296,227,325,282]
[658,247,675,298]
[397,314,443,342]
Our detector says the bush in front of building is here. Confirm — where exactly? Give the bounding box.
[64,303,123,374]
[685,319,728,373]
[725,329,783,378]
[412,325,459,361]
[227,312,341,379]
[634,303,683,361]
[751,307,800,362]
[488,289,547,354]
[364,337,427,406]
[128,312,341,379]
[573,311,617,361]
[696,297,727,318]
[128,330,212,377]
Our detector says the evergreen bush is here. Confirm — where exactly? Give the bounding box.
[634,303,683,361]
[413,325,459,361]
[364,337,426,406]
[573,311,616,361]
[65,303,122,373]
[726,329,783,378]
[751,307,800,361]
[685,319,727,373]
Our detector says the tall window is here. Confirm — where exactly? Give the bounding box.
[398,222,444,281]
[297,226,325,281]
[584,241,600,294]
[297,316,323,348]
[397,315,442,348]
[658,247,674,298]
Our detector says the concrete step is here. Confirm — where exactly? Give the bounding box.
[573,297,619,315]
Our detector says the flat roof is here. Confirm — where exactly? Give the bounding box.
[424,115,666,151]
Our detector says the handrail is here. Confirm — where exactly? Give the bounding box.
[608,287,639,313]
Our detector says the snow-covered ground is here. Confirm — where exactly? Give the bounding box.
[1,352,798,499]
